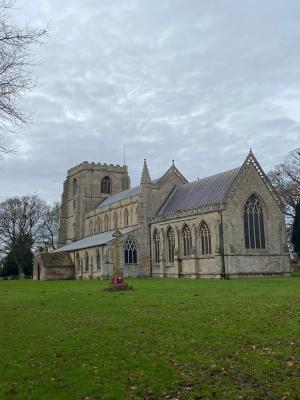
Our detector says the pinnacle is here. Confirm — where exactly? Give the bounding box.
[140,159,151,184]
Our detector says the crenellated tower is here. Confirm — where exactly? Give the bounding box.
[57,161,130,247]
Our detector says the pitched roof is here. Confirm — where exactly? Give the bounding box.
[154,163,188,187]
[156,167,240,215]
[97,186,140,209]
[54,225,139,253]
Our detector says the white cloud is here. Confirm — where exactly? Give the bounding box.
[0,0,299,201]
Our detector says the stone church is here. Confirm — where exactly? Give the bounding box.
[33,151,290,280]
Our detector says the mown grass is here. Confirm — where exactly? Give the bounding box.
[0,278,299,400]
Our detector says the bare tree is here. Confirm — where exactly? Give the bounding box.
[268,148,300,221]
[0,1,47,153]
[268,148,300,253]
[40,202,60,251]
[0,194,47,278]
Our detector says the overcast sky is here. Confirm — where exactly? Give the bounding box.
[1,0,299,202]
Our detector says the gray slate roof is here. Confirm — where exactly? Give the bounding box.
[97,186,140,209]
[54,225,139,253]
[157,167,240,215]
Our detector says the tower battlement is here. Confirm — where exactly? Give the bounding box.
[68,161,128,176]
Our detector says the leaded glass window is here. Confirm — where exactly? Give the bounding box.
[182,224,192,256]
[124,238,137,264]
[244,194,265,249]
[76,253,80,272]
[153,229,160,263]
[199,221,211,255]
[101,176,111,194]
[167,227,175,263]
[85,252,89,272]
[96,250,101,270]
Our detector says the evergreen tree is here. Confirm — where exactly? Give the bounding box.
[0,234,34,277]
[292,202,300,257]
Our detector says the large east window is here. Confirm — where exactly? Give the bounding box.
[244,194,265,249]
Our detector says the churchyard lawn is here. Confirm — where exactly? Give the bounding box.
[0,278,299,400]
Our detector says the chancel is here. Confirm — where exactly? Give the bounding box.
[33,150,290,280]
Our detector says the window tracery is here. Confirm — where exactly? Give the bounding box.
[199,221,211,255]
[244,194,265,249]
[167,227,175,263]
[182,224,192,256]
[101,176,111,194]
[124,237,137,264]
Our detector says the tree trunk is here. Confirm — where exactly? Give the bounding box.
[14,256,25,280]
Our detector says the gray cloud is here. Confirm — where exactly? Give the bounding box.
[1,0,299,201]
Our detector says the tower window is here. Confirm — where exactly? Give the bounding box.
[101,176,111,194]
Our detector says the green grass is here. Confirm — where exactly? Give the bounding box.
[0,278,300,400]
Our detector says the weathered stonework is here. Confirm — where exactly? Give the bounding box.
[34,152,290,281]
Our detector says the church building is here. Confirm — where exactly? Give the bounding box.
[33,151,290,280]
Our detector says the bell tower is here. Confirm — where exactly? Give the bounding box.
[57,161,130,247]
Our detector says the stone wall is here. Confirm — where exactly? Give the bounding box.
[150,162,290,279]
[57,162,130,247]
[223,162,290,277]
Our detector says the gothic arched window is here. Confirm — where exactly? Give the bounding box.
[182,224,192,256]
[89,220,93,236]
[76,252,80,272]
[73,178,78,197]
[113,211,118,229]
[153,229,160,263]
[199,221,211,255]
[167,227,175,264]
[85,252,89,272]
[244,194,265,249]
[96,217,100,233]
[124,237,137,264]
[96,250,101,270]
[104,214,109,231]
[123,208,129,226]
[100,217,103,233]
[101,176,111,194]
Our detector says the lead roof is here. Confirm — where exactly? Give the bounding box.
[157,167,240,215]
